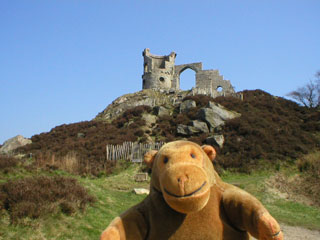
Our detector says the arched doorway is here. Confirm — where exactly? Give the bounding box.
[179,68,196,90]
[216,86,223,92]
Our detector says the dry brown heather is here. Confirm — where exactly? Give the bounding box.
[214,90,319,172]
[155,90,319,172]
[0,155,19,173]
[19,105,152,176]
[296,151,320,205]
[18,90,319,175]
[0,176,96,224]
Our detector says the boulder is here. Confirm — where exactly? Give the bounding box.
[205,135,225,148]
[177,124,189,136]
[154,106,170,117]
[77,132,85,138]
[198,108,225,130]
[198,103,241,131]
[180,100,196,113]
[0,135,32,154]
[177,121,209,136]
[187,126,202,135]
[190,120,209,133]
[142,113,157,128]
[207,102,241,121]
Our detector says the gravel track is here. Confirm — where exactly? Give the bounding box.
[252,224,320,240]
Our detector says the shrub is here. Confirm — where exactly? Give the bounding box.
[134,129,144,137]
[293,151,320,206]
[0,155,18,173]
[0,176,96,224]
[215,90,319,170]
[18,120,138,176]
[60,201,76,215]
[183,95,215,108]
[17,105,155,176]
[122,105,152,119]
[297,151,320,178]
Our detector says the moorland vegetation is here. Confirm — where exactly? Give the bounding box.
[0,89,319,239]
[17,90,319,176]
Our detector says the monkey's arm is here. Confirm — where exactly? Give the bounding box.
[100,207,148,240]
[222,186,283,240]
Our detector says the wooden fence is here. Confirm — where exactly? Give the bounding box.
[105,141,165,163]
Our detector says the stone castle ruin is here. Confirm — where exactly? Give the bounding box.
[142,48,239,98]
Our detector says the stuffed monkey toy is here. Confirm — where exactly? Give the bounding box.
[101,140,283,240]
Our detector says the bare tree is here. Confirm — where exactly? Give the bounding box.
[287,71,320,108]
[316,71,320,106]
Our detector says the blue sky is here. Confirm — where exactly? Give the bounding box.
[1,0,319,144]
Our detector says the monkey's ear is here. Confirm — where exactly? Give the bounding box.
[201,145,216,162]
[144,150,158,168]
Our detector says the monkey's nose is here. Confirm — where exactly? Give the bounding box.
[177,175,188,183]
[177,175,188,195]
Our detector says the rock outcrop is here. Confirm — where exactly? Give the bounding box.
[190,120,210,133]
[95,89,241,150]
[95,89,190,121]
[180,100,196,113]
[177,120,211,136]
[205,135,225,148]
[0,135,32,154]
[154,106,170,117]
[198,102,241,131]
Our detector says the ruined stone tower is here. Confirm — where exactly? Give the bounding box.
[142,48,237,98]
[142,48,177,90]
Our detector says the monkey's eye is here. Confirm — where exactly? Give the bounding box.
[163,157,169,164]
[190,153,196,159]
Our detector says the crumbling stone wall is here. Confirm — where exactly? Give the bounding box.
[173,63,202,89]
[142,48,236,98]
[194,69,235,97]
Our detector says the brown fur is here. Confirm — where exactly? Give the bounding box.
[101,140,283,240]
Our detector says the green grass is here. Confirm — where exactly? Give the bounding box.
[0,163,148,240]
[1,163,320,240]
[222,170,320,230]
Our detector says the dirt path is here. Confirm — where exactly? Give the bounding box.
[280,224,320,240]
[252,224,320,240]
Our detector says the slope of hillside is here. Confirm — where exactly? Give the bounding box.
[150,90,319,171]
[214,90,319,171]
[95,89,186,121]
[18,89,319,175]
[19,111,147,175]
